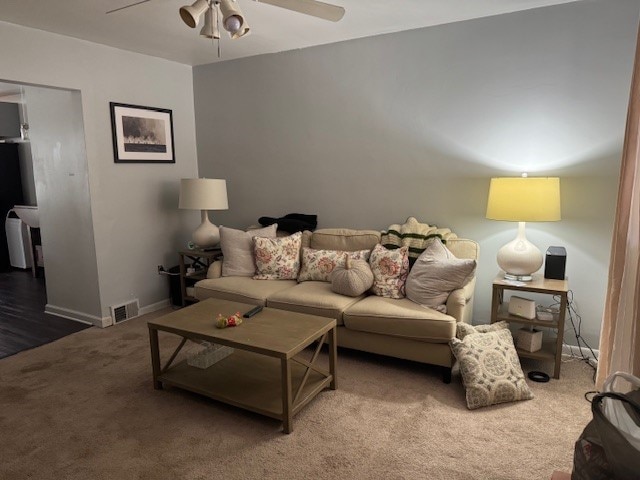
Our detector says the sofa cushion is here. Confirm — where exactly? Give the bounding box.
[194,277,296,306]
[253,232,302,280]
[220,224,278,277]
[309,229,381,251]
[369,244,409,299]
[405,238,476,312]
[266,281,363,324]
[343,296,456,343]
[298,248,370,282]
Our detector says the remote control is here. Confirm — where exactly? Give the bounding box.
[243,306,263,318]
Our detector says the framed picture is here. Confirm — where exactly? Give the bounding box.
[110,102,175,163]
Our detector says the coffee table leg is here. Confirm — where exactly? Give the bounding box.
[329,326,337,390]
[148,326,162,390]
[281,358,293,434]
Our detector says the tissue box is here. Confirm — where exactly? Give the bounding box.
[187,342,233,369]
[516,328,543,352]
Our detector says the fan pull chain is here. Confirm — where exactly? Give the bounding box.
[216,4,221,58]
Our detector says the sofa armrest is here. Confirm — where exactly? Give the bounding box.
[207,260,223,279]
[446,277,476,323]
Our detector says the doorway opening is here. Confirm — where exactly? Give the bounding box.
[0,80,91,358]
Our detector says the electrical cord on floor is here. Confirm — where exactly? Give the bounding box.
[546,290,598,383]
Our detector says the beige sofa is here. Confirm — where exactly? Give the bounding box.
[194,228,479,382]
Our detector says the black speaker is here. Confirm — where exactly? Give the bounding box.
[544,246,566,280]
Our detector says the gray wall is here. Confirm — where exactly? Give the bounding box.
[194,0,639,347]
[26,86,102,319]
[1,21,199,324]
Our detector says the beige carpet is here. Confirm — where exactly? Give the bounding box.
[0,308,594,480]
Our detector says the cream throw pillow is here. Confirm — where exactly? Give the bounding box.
[450,328,534,410]
[220,224,277,277]
[405,238,476,312]
[330,255,374,297]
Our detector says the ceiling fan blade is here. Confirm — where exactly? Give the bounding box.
[256,0,345,22]
[106,0,154,14]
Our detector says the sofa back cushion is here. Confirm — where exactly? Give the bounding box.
[445,238,480,261]
[308,229,381,252]
[220,224,278,277]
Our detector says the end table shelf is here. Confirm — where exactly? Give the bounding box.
[490,273,568,379]
[178,248,222,306]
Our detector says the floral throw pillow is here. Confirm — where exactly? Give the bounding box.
[297,248,371,282]
[450,328,534,410]
[368,244,409,299]
[253,232,302,280]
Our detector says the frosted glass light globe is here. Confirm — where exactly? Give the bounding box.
[224,15,241,33]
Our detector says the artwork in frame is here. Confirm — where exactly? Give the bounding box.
[110,102,175,163]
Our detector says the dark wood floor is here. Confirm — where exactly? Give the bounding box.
[0,268,90,359]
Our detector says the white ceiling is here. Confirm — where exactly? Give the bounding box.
[0,0,582,66]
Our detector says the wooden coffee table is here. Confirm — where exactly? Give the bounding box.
[147,298,337,433]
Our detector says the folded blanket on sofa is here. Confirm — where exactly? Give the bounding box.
[381,217,457,266]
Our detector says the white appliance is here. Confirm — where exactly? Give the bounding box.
[508,296,537,320]
[5,209,31,269]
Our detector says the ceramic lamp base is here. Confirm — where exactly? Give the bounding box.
[192,210,220,248]
[496,222,543,282]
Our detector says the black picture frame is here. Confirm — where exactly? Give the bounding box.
[110,102,176,163]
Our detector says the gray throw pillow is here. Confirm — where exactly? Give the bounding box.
[220,224,277,277]
[405,238,476,312]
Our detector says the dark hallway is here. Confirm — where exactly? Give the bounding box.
[0,269,90,359]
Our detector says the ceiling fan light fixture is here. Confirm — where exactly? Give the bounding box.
[219,0,250,39]
[179,0,210,28]
[200,5,220,39]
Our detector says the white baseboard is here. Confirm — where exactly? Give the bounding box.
[45,304,108,327]
[139,298,171,316]
[562,344,599,367]
[46,299,172,329]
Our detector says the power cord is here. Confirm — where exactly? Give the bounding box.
[545,290,598,383]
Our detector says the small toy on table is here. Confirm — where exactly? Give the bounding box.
[216,312,243,329]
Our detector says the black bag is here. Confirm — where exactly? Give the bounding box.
[258,213,318,234]
[572,391,640,480]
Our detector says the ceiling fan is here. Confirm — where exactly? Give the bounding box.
[107,0,345,43]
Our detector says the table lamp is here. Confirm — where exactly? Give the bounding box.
[179,178,228,248]
[486,176,561,281]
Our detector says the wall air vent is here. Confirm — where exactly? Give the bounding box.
[110,299,140,324]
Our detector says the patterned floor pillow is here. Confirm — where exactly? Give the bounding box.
[450,328,534,410]
[456,320,510,340]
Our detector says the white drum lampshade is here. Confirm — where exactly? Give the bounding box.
[179,178,228,248]
[486,176,561,281]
